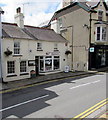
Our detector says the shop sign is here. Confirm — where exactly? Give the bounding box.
[28,60,35,66]
[90,47,94,52]
[46,51,60,55]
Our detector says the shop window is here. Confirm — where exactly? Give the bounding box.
[14,41,20,54]
[37,43,42,51]
[7,61,15,74]
[96,26,106,41]
[98,10,103,21]
[20,61,27,73]
[45,56,52,71]
[39,56,60,72]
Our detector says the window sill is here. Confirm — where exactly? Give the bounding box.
[37,49,43,51]
[7,74,17,77]
[20,73,29,76]
[95,41,107,43]
[54,50,59,51]
[40,69,60,73]
[13,54,23,57]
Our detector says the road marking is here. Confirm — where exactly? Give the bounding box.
[71,98,108,120]
[0,94,49,112]
[80,101,108,118]
[1,73,94,94]
[70,80,100,89]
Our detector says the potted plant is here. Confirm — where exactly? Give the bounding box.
[4,48,12,56]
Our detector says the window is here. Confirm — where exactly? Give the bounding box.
[7,61,15,74]
[20,61,27,73]
[58,18,62,28]
[45,56,52,71]
[39,56,60,72]
[102,27,106,41]
[37,43,42,50]
[98,10,103,21]
[14,41,20,54]
[96,26,106,41]
[54,43,58,51]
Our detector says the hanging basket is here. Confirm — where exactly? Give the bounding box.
[65,50,71,55]
[4,49,12,56]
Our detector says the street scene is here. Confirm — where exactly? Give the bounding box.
[0,0,108,119]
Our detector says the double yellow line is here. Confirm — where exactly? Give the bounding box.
[71,98,108,120]
[0,73,90,94]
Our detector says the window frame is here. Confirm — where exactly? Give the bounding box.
[14,41,20,55]
[58,18,62,28]
[96,26,107,42]
[20,61,27,73]
[39,56,60,72]
[98,10,103,21]
[7,61,15,75]
[37,43,42,51]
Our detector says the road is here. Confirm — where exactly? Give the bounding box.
[2,72,107,119]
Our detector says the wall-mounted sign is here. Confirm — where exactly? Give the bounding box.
[90,47,94,52]
[46,51,60,55]
[28,60,35,66]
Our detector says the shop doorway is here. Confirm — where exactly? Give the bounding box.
[35,56,39,75]
[89,45,108,70]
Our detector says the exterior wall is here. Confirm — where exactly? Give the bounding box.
[2,38,68,82]
[52,8,90,71]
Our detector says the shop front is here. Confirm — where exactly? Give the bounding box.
[36,56,60,73]
[89,44,108,69]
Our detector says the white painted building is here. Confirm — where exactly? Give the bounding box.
[2,8,69,82]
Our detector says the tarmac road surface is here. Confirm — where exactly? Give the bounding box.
[2,73,107,119]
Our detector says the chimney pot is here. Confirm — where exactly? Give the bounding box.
[16,7,21,13]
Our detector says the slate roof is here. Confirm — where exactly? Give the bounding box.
[2,23,33,40]
[2,22,67,42]
[49,0,108,25]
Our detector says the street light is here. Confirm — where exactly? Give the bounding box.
[0,7,4,82]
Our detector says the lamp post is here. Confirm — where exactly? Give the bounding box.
[0,7,4,82]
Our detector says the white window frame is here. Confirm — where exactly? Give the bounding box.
[58,18,62,28]
[7,61,15,75]
[37,43,42,50]
[14,41,20,55]
[20,61,27,73]
[98,10,103,21]
[39,56,60,72]
[96,26,107,41]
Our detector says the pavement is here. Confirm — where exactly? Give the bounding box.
[1,71,95,91]
[1,66,108,92]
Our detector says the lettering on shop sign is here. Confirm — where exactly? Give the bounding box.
[46,51,60,55]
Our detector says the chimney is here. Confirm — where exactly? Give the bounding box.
[14,7,24,28]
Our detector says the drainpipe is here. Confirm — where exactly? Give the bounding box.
[0,8,4,82]
[88,12,92,70]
